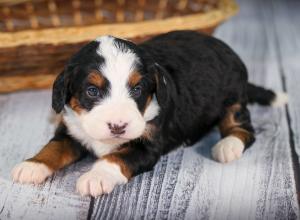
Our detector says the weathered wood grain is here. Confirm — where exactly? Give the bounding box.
[0,91,91,220]
[271,0,300,169]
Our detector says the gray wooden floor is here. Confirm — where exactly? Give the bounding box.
[1,0,300,219]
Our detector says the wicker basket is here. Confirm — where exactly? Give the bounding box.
[0,0,238,93]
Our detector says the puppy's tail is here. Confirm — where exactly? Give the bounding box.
[247,83,288,107]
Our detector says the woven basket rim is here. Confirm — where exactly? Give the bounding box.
[0,0,39,5]
[0,0,238,48]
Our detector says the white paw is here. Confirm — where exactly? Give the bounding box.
[211,136,245,163]
[76,160,128,197]
[11,161,53,185]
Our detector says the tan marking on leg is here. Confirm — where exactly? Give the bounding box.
[226,127,251,144]
[219,104,241,133]
[219,104,251,145]
[28,139,82,171]
[12,138,83,184]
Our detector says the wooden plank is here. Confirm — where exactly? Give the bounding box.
[271,0,300,168]
[89,0,299,219]
[0,91,91,220]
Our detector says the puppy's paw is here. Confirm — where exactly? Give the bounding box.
[76,160,127,197]
[211,136,245,163]
[11,161,53,185]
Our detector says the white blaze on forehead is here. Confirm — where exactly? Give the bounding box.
[95,36,139,101]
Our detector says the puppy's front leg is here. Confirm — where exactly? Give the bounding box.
[76,143,160,197]
[12,124,86,184]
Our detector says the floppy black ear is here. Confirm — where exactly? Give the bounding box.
[52,70,66,113]
[153,63,173,111]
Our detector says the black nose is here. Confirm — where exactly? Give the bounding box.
[107,122,128,135]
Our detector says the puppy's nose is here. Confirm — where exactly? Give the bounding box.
[107,122,128,135]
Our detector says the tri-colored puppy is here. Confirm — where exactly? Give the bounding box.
[11,31,287,197]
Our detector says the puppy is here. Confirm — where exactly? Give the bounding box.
[11,31,287,197]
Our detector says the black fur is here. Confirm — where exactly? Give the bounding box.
[52,30,278,177]
[138,31,249,150]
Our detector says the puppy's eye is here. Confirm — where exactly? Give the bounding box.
[131,85,142,98]
[86,86,100,97]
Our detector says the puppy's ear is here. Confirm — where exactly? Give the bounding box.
[52,70,67,113]
[153,63,173,110]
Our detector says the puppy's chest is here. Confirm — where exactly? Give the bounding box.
[85,139,119,158]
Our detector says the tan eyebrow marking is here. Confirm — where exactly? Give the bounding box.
[128,71,142,87]
[88,71,105,87]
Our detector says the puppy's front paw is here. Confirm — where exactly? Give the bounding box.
[76,161,127,197]
[11,161,53,185]
[211,136,245,163]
